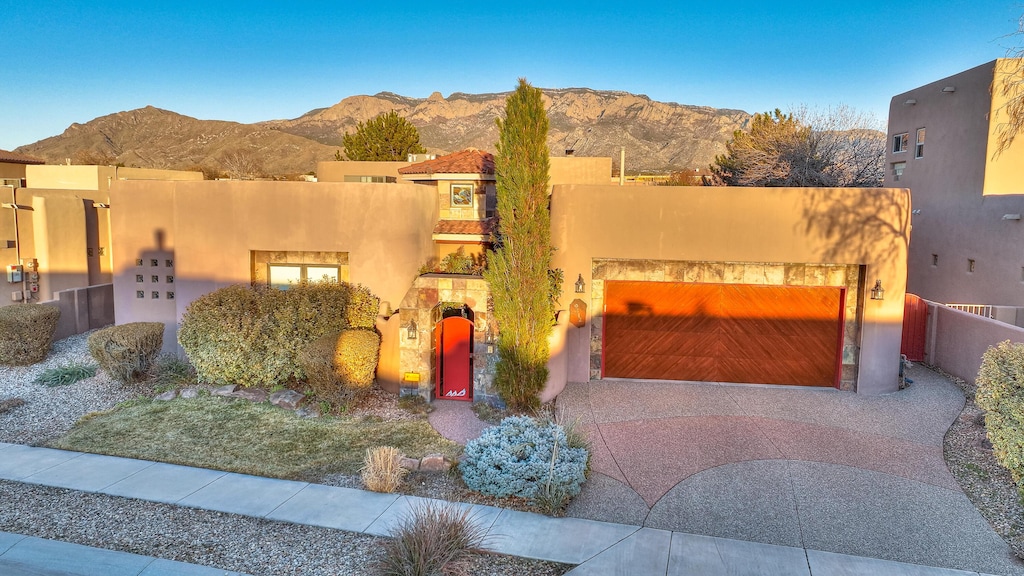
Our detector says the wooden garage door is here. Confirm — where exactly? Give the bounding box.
[603,281,844,387]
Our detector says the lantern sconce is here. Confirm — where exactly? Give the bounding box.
[574,274,586,294]
[407,320,418,339]
[870,279,885,301]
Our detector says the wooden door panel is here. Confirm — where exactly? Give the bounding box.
[604,281,841,386]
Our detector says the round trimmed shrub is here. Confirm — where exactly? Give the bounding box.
[0,304,60,365]
[460,416,589,500]
[178,282,379,387]
[299,329,381,402]
[87,322,165,383]
[976,340,1024,491]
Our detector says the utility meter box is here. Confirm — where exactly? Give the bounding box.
[6,265,22,283]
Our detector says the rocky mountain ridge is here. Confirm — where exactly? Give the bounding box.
[16,89,753,175]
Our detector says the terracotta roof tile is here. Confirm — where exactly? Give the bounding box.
[433,218,497,236]
[0,150,44,165]
[400,149,494,175]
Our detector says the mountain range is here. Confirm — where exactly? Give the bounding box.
[15,89,753,176]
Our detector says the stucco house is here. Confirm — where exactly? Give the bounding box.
[885,59,1024,315]
[109,146,908,402]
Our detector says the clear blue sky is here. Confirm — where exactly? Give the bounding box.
[1,1,1020,151]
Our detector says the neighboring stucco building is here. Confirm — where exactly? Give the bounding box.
[2,164,202,307]
[885,59,1024,308]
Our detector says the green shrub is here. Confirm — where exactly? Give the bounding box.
[87,322,164,384]
[299,329,381,401]
[178,282,380,387]
[976,340,1024,493]
[35,363,97,387]
[336,329,380,389]
[379,501,489,576]
[0,304,60,366]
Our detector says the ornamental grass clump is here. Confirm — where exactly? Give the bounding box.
[379,501,489,576]
[460,415,589,507]
[976,340,1024,494]
[361,446,407,493]
[35,363,97,387]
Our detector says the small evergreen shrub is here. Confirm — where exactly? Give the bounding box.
[380,501,489,576]
[361,446,407,493]
[336,329,380,389]
[178,282,379,387]
[87,322,164,384]
[299,329,381,402]
[35,363,97,387]
[460,416,589,503]
[147,354,197,390]
[0,304,60,366]
[976,340,1024,493]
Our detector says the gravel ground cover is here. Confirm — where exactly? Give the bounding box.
[0,332,572,575]
[940,365,1024,559]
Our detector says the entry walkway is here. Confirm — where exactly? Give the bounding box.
[0,442,1005,575]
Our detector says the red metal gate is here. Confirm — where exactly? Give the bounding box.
[901,293,927,362]
[435,316,473,401]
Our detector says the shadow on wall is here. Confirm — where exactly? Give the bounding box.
[798,188,911,277]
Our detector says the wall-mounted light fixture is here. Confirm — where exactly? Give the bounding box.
[870,279,885,301]
[942,86,956,93]
[1002,213,1021,221]
[911,209,922,215]
[574,274,586,294]
[903,99,917,106]
[407,320,417,340]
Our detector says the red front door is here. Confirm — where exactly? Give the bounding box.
[437,316,473,401]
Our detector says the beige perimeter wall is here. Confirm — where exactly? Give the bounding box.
[548,184,911,396]
[110,180,438,387]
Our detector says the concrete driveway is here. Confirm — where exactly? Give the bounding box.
[557,364,1024,575]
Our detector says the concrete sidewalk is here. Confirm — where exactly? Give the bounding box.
[0,442,1004,576]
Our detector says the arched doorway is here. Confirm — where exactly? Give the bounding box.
[435,307,474,401]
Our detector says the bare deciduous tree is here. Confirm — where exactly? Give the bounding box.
[992,14,1024,157]
[711,106,884,188]
[218,149,264,180]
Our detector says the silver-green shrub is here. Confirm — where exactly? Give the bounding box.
[976,340,1024,493]
[460,416,589,501]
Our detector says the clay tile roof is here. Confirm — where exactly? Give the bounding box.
[399,149,495,175]
[0,150,44,165]
[432,218,497,236]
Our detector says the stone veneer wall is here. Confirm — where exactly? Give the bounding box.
[398,274,499,403]
[590,259,864,391]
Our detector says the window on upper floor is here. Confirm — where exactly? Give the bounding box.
[451,183,474,207]
[892,162,906,181]
[915,128,925,158]
[893,133,909,154]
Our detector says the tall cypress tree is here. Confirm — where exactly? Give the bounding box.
[485,79,553,410]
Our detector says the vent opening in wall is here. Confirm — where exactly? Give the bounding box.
[932,254,938,267]
[968,259,976,273]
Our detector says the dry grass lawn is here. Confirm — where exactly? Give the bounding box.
[52,396,460,481]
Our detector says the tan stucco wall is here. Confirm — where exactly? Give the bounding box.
[0,162,29,181]
[886,59,1024,306]
[26,165,201,192]
[316,161,412,182]
[984,59,1024,196]
[110,180,439,384]
[925,301,1024,384]
[549,157,613,186]
[1,187,111,307]
[548,184,911,396]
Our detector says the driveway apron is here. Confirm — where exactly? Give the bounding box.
[559,364,1024,575]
